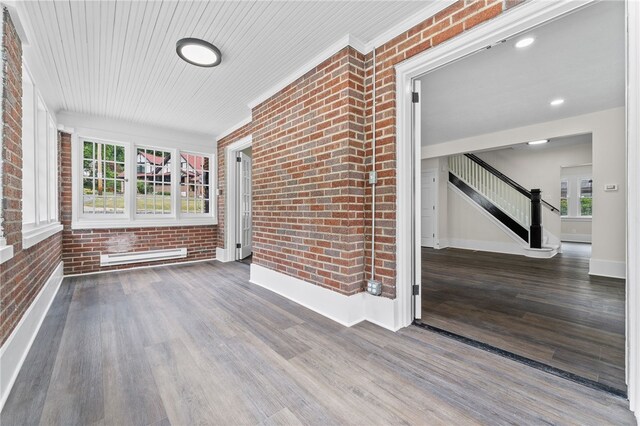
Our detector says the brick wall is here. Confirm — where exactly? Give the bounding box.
[59,132,217,275]
[216,122,253,250]
[212,0,516,298]
[362,0,510,297]
[0,8,63,345]
[250,46,367,295]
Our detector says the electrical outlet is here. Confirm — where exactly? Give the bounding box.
[367,279,382,296]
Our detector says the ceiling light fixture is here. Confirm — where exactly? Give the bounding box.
[515,37,535,48]
[527,139,549,145]
[550,98,565,106]
[176,38,221,67]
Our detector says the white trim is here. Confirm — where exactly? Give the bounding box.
[22,222,62,249]
[589,259,626,279]
[363,1,457,53]
[560,233,592,243]
[215,116,251,141]
[225,135,252,260]
[215,247,233,263]
[396,0,596,334]
[100,247,187,267]
[446,238,524,257]
[71,218,216,231]
[247,34,366,110]
[250,264,403,331]
[0,261,63,412]
[627,0,640,417]
[63,257,216,278]
[0,245,13,264]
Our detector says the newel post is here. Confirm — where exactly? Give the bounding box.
[530,189,543,249]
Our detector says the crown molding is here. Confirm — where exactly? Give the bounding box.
[247,33,366,110]
[364,0,456,52]
[215,116,252,141]
[246,1,455,111]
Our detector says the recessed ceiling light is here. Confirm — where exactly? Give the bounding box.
[550,98,565,106]
[527,139,549,145]
[515,37,535,49]
[176,38,221,67]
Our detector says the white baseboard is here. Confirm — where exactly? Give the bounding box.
[561,233,592,243]
[216,247,233,263]
[589,258,626,279]
[64,257,216,278]
[249,264,402,331]
[0,261,64,412]
[447,238,524,256]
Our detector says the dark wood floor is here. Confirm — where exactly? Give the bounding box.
[421,243,626,392]
[2,260,634,425]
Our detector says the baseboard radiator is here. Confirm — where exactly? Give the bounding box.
[100,248,187,266]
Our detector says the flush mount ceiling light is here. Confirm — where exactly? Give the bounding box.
[527,139,549,145]
[176,38,221,67]
[550,98,565,106]
[515,37,535,49]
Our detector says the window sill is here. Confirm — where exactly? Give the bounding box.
[71,217,218,230]
[0,244,14,264]
[561,216,592,222]
[23,222,64,249]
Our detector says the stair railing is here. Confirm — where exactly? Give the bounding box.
[448,154,556,249]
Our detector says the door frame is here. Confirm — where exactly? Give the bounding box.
[395,0,639,414]
[225,135,252,261]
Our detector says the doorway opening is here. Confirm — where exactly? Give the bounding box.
[410,2,627,395]
[225,136,253,262]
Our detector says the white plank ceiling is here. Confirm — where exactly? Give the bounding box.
[18,0,434,138]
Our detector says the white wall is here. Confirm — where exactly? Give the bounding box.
[474,137,592,240]
[422,108,626,275]
[57,111,215,153]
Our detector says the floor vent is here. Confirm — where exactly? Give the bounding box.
[100,248,187,266]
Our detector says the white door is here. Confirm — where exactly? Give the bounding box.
[237,152,252,259]
[412,79,422,319]
[421,170,436,247]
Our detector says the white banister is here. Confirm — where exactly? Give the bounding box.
[448,154,531,228]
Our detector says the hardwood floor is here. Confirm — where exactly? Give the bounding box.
[420,243,626,393]
[2,260,634,425]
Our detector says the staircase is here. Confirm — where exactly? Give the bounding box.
[448,153,561,258]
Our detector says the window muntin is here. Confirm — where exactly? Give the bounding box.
[180,153,211,215]
[76,138,215,227]
[136,148,172,215]
[560,180,568,217]
[82,140,126,214]
[579,178,593,216]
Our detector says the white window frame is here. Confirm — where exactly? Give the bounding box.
[134,145,177,220]
[179,150,215,219]
[21,62,62,249]
[560,175,593,220]
[72,133,216,229]
[78,137,131,221]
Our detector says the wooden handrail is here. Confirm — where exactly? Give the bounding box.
[464,153,560,214]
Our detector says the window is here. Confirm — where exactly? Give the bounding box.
[21,62,62,248]
[181,153,210,215]
[579,179,593,216]
[560,180,568,217]
[559,172,593,218]
[75,136,215,228]
[136,148,172,215]
[82,140,126,214]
